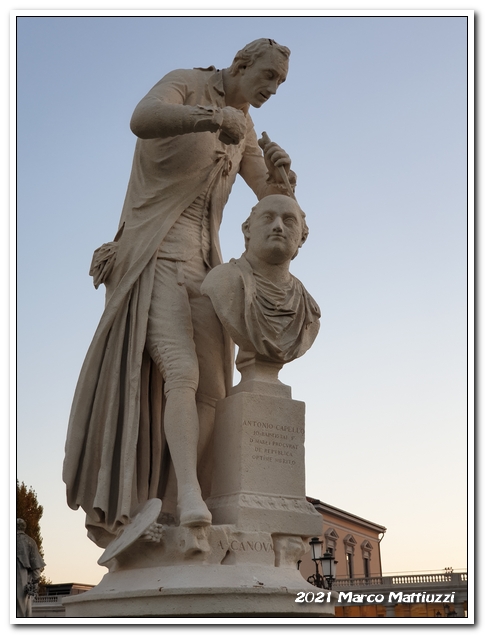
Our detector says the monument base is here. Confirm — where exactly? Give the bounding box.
[207,389,322,537]
[63,360,331,619]
[63,563,336,617]
[63,522,336,618]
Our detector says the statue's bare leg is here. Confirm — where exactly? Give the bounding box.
[196,400,216,499]
[192,293,226,500]
[164,387,212,527]
[146,257,224,527]
[161,462,178,520]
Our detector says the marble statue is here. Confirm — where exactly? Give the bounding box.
[62,194,330,617]
[201,194,320,369]
[63,38,297,546]
[16,519,45,618]
[62,40,338,618]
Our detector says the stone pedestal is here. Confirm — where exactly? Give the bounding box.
[63,524,336,617]
[207,390,321,537]
[63,361,333,618]
[63,562,336,617]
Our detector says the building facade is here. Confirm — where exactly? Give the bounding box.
[300,497,467,618]
[299,497,386,582]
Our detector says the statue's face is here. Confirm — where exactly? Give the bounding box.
[236,50,288,108]
[245,196,303,264]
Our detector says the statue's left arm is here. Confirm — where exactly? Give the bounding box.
[239,122,297,200]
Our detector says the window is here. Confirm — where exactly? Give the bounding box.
[343,534,357,579]
[324,528,339,557]
[361,540,373,578]
[346,552,354,578]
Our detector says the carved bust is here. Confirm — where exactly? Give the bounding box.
[201,194,320,366]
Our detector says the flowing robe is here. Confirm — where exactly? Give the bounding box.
[62,67,280,545]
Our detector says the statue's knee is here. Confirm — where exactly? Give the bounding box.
[164,376,199,397]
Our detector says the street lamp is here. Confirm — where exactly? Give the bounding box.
[307,537,325,588]
[322,549,338,590]
[307,538,338,590]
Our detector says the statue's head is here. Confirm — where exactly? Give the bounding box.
[242,194,309,264]
[17,518,27,531]
[228,39,290,108]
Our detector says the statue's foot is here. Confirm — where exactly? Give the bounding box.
[178,490,212,527]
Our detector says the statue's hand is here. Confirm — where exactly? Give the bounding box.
[218,107,247,145]
[258,135,294,186]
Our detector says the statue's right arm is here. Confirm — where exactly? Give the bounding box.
[130,96,223,139]
[130,71,246,144]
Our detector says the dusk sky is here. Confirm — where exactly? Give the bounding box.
[13,5,472,600]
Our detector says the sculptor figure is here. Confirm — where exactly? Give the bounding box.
[63,39,297,545]
[201,195,320,365]
[16,519,45,618]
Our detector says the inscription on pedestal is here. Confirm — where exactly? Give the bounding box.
[210,392,309,504]
[217,538,274,553]
[244,419,303,466]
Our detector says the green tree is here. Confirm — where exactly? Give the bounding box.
[16,481,51,591]
[16,480,44,557]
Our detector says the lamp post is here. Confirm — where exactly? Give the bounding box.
[307,537,325,588]
[322,549,337,590]
[306,538,337,590]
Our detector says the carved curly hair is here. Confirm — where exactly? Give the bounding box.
[229,38,290,76]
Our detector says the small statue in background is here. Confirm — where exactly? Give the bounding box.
[16,519,45,617]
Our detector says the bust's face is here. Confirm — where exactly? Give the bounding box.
[245,196,303,264]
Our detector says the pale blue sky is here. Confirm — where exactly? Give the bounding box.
[15,12,470,586]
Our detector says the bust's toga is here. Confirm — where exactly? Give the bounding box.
[201,254,320,365]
